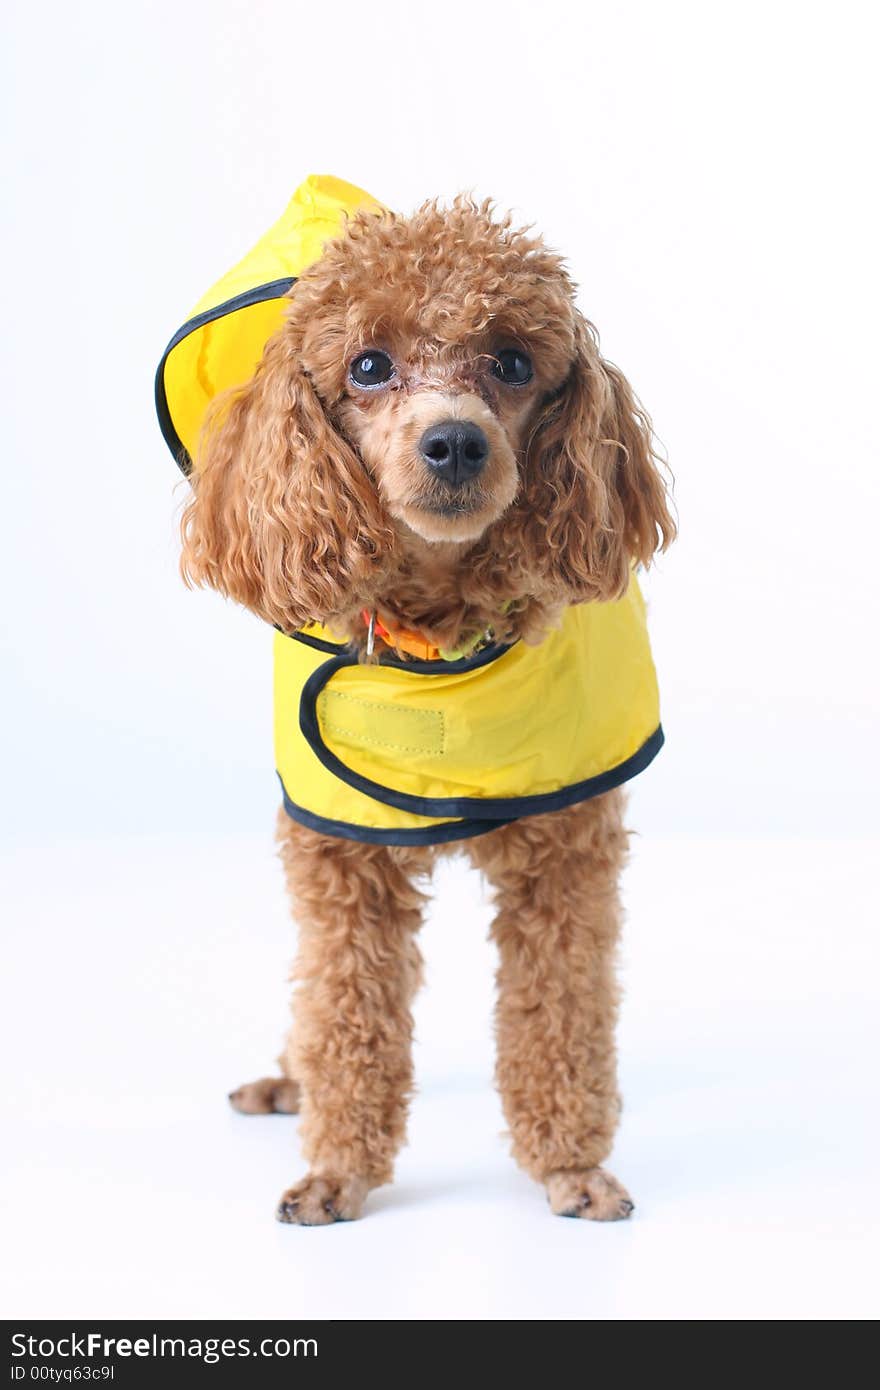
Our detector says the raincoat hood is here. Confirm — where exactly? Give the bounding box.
[154,174,383,473]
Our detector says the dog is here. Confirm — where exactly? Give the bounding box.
[178,195,675,1224]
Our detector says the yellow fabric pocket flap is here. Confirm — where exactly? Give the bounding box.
[318,690,445,757]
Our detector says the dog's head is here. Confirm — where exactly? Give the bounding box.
[181,198,674,632]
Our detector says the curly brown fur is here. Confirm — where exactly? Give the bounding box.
[469,791,628,1181]
[179,195,674,1221]
[277,815,434,1200]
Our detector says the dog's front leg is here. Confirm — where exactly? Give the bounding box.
[275,815,429,1225]
[469,791,635,1220]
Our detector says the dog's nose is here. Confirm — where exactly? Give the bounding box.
[418,420,489,484]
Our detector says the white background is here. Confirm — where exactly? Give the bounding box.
[3,0,878,1321]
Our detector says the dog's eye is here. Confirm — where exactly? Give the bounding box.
[349,351,395,388]
[491,349,533,386]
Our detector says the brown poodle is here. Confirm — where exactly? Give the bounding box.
[180,197,675,1224]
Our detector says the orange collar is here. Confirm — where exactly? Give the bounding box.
[361,609,442,661]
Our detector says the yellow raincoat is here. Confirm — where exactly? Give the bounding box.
[155,175,664,845]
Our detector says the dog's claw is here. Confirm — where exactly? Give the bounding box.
[275,1174,368,1226]
[228,1076,301,1116]
[546,1167,634,1221]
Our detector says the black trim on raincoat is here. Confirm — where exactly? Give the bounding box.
[154,277,297,475]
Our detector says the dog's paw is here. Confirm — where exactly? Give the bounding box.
[276,1174,368,1226]
[228,1076,301,1115]
[546,1168,635,1221]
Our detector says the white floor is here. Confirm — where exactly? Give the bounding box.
[2,832,878,1321]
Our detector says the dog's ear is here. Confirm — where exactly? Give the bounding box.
[180,330,394,631]
[523,313,675,600]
